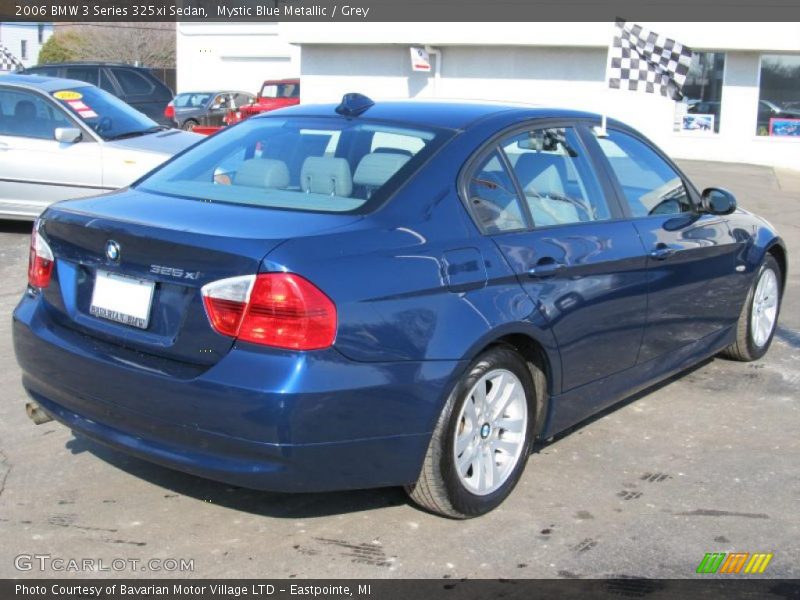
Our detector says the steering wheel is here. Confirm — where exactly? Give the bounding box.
[94,116,112,135]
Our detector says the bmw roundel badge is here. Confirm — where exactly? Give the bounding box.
[105,240,121,262]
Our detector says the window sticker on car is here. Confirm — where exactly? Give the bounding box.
[53,90,83,101]
[66,99,98,119]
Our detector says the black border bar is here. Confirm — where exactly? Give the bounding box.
[3,579,800,600]
[2,0,800,22]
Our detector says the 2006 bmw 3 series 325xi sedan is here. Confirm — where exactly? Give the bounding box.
[13,94,787,518]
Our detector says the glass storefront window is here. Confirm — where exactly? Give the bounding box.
[682,52,725,134]
[756,55,800,137]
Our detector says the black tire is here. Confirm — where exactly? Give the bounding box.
[721,254,782,362]
[405,346,539,518]
[182,119,198,131]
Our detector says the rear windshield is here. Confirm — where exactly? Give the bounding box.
[136,116,451,213]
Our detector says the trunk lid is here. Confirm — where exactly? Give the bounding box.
[40,188,362,366]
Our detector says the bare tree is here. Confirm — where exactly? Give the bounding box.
[60,23,175,68]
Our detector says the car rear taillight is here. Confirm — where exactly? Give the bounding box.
[28,221,54,289]
[164,101,175,120]
[201,273,337,350]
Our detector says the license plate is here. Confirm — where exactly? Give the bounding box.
[90,270,155,329]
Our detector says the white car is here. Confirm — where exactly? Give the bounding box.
[0,74,202,220]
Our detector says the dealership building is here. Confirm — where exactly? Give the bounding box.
[176,22,800,169]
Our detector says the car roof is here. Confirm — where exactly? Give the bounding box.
[30,62,147,69]
[267,99,600,130]
[0,73,96,92]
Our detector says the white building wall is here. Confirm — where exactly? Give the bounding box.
[0,23,53,69]
[177,21,800,169]
[176,23,299,94]
[295,33,800,169]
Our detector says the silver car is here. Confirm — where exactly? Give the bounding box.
[0,74,202,220]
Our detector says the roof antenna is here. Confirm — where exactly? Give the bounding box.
[335,93,375,117]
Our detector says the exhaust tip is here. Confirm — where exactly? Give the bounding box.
[25,401,53,425]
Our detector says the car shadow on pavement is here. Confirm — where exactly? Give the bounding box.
[534,358,714,450]
[0,220,33,234]
[64,434,409,518]
[61,358,718,519]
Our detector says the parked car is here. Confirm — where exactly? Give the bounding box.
[22,63,174,126]
[225,78,299,125]
[165,90,256,131]
[0,74,201,220]
[14,95,786,518]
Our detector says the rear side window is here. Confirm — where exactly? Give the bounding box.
[65,66,99,86]
[502,127,610,226]
[137,116,451,214]
[111,68,154,96]
[596,130,693,217]
[465,151,527,233]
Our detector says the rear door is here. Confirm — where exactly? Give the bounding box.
[0,86,104,217]
[465,123,649,392]
[587,127,741,362]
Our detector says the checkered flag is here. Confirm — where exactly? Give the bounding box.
[608,20,693,101]
[0,44,24,72]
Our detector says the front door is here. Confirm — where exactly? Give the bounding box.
[589,128,742,362]
[0,87,104,218]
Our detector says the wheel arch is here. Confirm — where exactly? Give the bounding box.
[766,239,788,295]
[468,331,557,438]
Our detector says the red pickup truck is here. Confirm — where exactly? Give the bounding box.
[224,78,300,126]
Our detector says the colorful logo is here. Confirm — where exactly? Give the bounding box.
[696,552,773,574]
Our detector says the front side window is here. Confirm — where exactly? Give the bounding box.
[502,127,611,226]
[465,151,527,234]
[596,130,692,217]
[0,88,72,140]
[756,54,800,136]
[137,116,450,214]
[233,93,254,107]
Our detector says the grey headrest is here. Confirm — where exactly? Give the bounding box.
[234,159,289,189]
[300,157,352,197]
[514,153,567,196]
[353,153,410,188]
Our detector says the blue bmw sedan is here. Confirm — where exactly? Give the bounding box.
[13,95,786,518]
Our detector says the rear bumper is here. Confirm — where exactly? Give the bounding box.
[13,293,463,492]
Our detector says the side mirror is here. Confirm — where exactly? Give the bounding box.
[702,187,737,215]
[54,127,82,144]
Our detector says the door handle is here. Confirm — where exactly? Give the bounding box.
[527,257,564,278]
[650,244,676,261]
